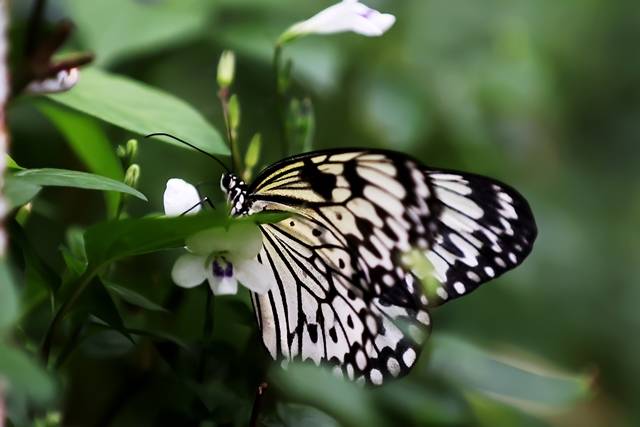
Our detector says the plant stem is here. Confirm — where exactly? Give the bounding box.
[53,321,86,369]
[218,87,242,174]
[203,289,214,338]
[197,289,214,381]
[273,44,290,157]
[0,2,10,258]
[249,382,268,427]
[40,268,97,365]
[26,0,47,55]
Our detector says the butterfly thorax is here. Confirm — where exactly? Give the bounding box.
[220,173,251,216]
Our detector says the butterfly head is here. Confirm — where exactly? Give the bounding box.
[220,173,250,216]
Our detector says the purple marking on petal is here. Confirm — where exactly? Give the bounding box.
[225,262,234,277]
[212,260,225,278]
[359,9,374,19]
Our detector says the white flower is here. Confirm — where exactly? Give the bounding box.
[27,68,80,94]
[280,0,396,43]
[163,178,202,216]
[163,179,276,296]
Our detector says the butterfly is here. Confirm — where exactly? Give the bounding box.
[219,148,537,385]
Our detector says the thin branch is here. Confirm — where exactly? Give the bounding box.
[0,6,9,427]
[249,382,268,427]
[197,289,214,382]
[25,0,47,55]
[40,269,97,364]
[0,0,11,259]
[273,45,292,158]
[218,87,242,174]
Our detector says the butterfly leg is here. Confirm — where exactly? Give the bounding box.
[180,197,215,216]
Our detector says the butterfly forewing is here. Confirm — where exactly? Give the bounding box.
[243,149,536,384]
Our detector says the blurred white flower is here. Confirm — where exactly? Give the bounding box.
[26,67,79,94]
[163,178,202,216]
[280,0,395,43]
[163,178,275,295]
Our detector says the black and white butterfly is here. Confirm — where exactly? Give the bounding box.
[219,148,536,385]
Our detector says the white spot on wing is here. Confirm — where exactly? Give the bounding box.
[403,348,416,367]
[387,357,401,377]
[370,369,383,385]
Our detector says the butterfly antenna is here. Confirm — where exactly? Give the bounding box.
[145,132,230,173]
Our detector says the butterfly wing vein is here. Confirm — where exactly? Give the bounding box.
[244,150,536,384]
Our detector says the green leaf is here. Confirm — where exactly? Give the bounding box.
[12,168,147,201]
[71,279,134,347]
[6,155,24,170]
[467,393,548,427]
[82,212,230,268]
[0,259,18,333]
[64,0,210,65]
[103,280,168,313]
[427,334,593,412]
[251,211,291,224]
[3,176,42,209]
[43,212,281,362]
[373,382,470,426]
[274,403,340,427]
[37,102,124,217]
[47,68,228,156]
[0,345,55,404]
[270,363,381,427]
[8,221,60,318]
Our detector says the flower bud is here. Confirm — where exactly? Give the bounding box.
[126,139,138,161]
[124,164,141,189]
[243,133,262,182]
[116,145,127,158]
[286,97,315,155]
[217,50,236,89]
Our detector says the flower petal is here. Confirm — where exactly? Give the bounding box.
[207,274,238,295]
[163,178,201,216]
[186,222,263,258]
[233,257,277,295]
[27,68,80,94]
[365,10,395,34]
[171,254,207,288]
[227,222,264,259]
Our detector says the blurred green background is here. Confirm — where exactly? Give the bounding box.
[3,0,640,426]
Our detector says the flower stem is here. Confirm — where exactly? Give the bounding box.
[249,382,268,427]
[0,2,10,258]
[203,289,214,338]
[25,0,47,55]
[40,268,97,365]
[197,289,215,381]
[218,87,242,174]
[273,44,290,157]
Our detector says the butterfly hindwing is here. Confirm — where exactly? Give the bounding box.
[240,149,536,384]
[252,214,427,385]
